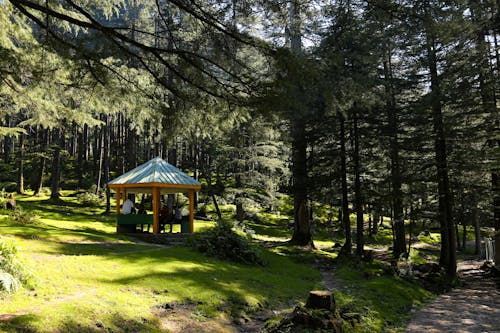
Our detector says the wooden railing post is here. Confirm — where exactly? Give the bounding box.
[153,187,160,234]
[189,190,194,233]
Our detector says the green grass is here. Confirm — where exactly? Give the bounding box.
[334,260,432,332]
[0,192,448,333]
[0,194,320,332]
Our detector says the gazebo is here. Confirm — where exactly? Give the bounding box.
[108,157,201,234]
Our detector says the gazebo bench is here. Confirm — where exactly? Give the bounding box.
[116,214,190,233]
[116,214,153,233]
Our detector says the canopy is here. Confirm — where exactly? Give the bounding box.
[108,157,201,234]
[108,157,201,194]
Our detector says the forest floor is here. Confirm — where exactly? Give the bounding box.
[405,259,500,333]
[2,193,495,333]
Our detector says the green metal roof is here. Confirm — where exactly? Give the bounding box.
[108,157,200,193]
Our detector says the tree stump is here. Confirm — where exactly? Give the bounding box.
[305,290,335,311]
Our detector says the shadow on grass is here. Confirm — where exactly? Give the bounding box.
[0,312,163,333]
[0,219,125,243]
[18,197,113,224]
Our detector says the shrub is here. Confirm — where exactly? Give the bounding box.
[188,220,264,265]
[77,191,102,207]
[0,182,18,192]
[0,236,35,293]
[9,207,41,225]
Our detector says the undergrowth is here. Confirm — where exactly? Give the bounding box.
[0,236,35,293]
[8,207,40,225]
[188,219,264,265]
[76,191,102,207]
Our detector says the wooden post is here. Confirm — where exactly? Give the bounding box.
[153,187,160,234]
[189,190,194,233]
[115,187,121,214]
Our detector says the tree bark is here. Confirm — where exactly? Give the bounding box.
[77,127,85,188]
[339,110,351,254]
[17,133,25,194]
[425,26,456,278]
[383,54,406,258]
[104,115,111,214]
[474,206,481,255]
[290,116,313,246]
[50,129,62,199]
[353,108,364,256]
[4,115,11,164]
[289,0,313,247]
[470,1,499,267]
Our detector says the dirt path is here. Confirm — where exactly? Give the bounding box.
[405,260,500,333]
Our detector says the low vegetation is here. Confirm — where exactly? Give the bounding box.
[0,236,35,294]
[188,219,264,265]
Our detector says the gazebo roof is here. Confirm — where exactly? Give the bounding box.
[108,157,201,194]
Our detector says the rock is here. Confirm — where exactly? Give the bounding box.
[414,263,440,275]
[305,290,335,311]
[362,250,374,262]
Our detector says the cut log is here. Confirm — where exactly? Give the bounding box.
[305,290,335,311]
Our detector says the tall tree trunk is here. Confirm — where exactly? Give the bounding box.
[17,133,25,194]
[493,173,500,265]
[373,205,379,234]
[473,206,481,255]
[425,26,456,278]
[353,108,364,256]
[383,54,406,257]
[290,116,312,246]
[4,115,11,164]
[50,129,62,199]
[339,110,351,254]
[104,116,111,214]
[470,1,500,267]
[194,135,199,210]
[77,127,85,188]
[289,0,312,246]
[34,129,48,196]
[96,123,104,192]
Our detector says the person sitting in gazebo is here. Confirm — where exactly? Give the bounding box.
[160,205,173,232]
[122,194,135,214]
